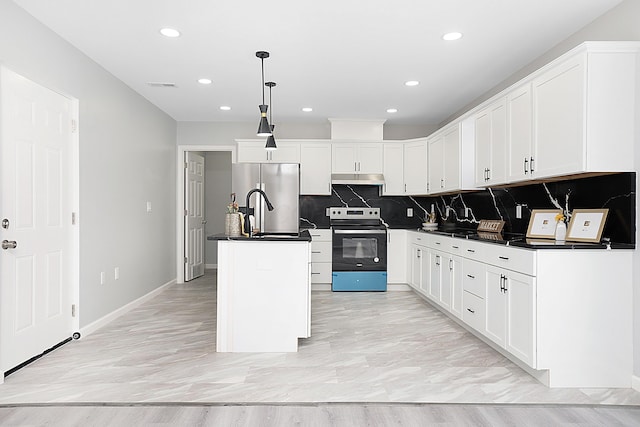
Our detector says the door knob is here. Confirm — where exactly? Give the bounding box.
[2,240,17,250]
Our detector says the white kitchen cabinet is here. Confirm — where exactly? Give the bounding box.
[382,143,405,195]
[484,266,536,367]
[387,229,407,284]
[300,143,332,195]
[237,140,301,163]
[507,83,534,183]
[428,250,442,303]
[403,138,428,194]
[531,46,637,178]
[331,142,383,174]
[474,97,507,186]
[428,124,461,194]
[308,229,332,284]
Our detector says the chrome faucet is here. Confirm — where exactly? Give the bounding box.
[245,189,274,236]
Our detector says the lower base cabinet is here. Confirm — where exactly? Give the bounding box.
[406,230,632,388]
[485,266,535,367]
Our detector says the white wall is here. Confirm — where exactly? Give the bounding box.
[0,2,177,327]
[204,152,232,267]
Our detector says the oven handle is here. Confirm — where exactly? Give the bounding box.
[333,229,388,235]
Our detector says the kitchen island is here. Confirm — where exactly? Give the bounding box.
[208,231,312,352]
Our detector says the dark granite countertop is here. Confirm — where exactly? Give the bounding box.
[207,229,312,242]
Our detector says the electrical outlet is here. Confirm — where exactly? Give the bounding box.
[407,207,413,217]
[465,207,472,218]
[114,267,120,280]
[146,201,152,213]
[516,205,522,219]
[100,272,106,285]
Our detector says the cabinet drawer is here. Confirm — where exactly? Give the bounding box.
[311,241,332,262]
[408,231,428,246]
[484,245,536,275]
[463,259,486,298]
[462,291,486,332]
[462,239,485,261]
[311,262,332,283]
[308,228,332,241]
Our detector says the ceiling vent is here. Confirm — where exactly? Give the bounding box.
[146,82,177,88]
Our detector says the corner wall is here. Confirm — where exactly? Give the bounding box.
[0,2,178,327]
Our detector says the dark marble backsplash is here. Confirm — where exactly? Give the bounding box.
[299,172,635,244]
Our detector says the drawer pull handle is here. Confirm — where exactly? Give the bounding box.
[452,245,459,249]
[498,256,509,260]
[311,272,321,275]
[435,242,441,245]
[466,308,475,314]
[467,249,475,253]
[311,251,322,253]
[466,274,475,279]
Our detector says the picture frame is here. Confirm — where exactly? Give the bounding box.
[526,209,563,239]
[566,209,609,243]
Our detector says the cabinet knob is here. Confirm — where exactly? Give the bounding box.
[466,308,475,314]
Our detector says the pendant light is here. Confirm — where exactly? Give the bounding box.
[256,51,272,137]
[264,81,277,150]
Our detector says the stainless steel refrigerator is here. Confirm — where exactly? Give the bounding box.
[232,163,300,234]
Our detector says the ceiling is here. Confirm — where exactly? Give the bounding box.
[13,0,622,126]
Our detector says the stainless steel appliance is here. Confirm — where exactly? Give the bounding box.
[330,207,387,291]
[232,163,300,234]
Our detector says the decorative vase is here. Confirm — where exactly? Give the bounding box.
[555,220,567,241]
[225,213,241,237]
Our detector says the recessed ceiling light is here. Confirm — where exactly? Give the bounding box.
[219,106,231,111]
[442,32,463,41]
[160,28,181,38]
[387,108,398,113]
[302,107,313,112]
[405,80,419,87]
[198,78,212,85]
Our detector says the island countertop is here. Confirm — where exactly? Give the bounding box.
[207,229,312,242]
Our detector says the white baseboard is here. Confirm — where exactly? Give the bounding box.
[80,278,176,338]
[632,375,640,391]
[205,264,217,270]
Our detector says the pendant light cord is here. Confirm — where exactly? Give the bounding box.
[261,58,266,105]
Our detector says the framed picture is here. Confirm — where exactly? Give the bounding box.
[526,209,563,239]
[566,209,609,243]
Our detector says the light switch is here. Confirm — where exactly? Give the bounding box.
[516,205,522,219]
[146,201,152,213]
[407,208,413,217]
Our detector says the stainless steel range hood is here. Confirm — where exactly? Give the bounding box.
[331,173,385,185]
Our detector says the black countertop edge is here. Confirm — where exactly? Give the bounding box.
[207,230,312,242]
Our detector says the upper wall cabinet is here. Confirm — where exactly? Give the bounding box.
[331,142,383,174]
[382,143,405,195]
[300,143,332,195]
[236,140,301,163]
[530,46,637,178]
[507,83,534,182]
[474,98,507,187]
[403,138,428,195]
[428,118,475,194]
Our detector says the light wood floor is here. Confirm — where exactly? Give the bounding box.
[1,270,639,424]
[0,403,639,426]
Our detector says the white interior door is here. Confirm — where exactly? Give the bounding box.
[184,152,205,281]
[0,68,74,372]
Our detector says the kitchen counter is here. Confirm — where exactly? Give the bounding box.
[207,229,312,242]
[411,228,634,250]
[214,232,311,352]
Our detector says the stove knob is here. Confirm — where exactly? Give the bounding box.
[373,257,379,263]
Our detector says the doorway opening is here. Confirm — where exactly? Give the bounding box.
[177,145,235,284]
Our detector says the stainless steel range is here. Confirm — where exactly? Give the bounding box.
[330,207,387,291]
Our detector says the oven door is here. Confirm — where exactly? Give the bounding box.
[332,228,387,271]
